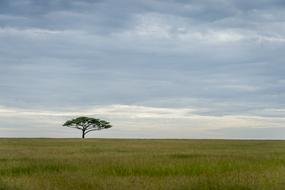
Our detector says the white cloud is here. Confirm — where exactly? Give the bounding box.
[112,12,285,50]
[1,104,284,138]
[0,27,64,37]
[0,0,284,138]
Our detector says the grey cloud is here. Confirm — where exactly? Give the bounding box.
[212,127,285,139]
[0,0,284,138]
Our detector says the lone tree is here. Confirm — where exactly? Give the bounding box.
[63,117,112,138]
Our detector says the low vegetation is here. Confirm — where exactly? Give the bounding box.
[0,139,285,190]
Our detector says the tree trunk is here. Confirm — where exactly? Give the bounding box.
[82,130,85,139]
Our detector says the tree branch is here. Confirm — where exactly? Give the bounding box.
[66,125,83,130]
[84,128,100,134]
[63,117,112,138]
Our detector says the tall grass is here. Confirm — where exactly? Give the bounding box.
[0,139,284,190]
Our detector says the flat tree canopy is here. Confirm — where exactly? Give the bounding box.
[63,117,112,138]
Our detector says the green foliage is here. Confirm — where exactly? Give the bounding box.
[1,139,285,190]
[63,117,112,138]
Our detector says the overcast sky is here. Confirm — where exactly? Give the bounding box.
[0,0,285,139]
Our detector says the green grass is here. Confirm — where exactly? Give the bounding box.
[0,139,285,190]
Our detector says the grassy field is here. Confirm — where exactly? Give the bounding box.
[0,139,285,190]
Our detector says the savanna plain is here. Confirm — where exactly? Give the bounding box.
[0,139,285,190]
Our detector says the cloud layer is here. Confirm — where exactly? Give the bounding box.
[0,0,284,138]
[1,104,285,138]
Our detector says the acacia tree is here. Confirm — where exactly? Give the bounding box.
[63,117,112,138]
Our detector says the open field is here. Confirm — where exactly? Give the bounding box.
[0,139,285,190]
